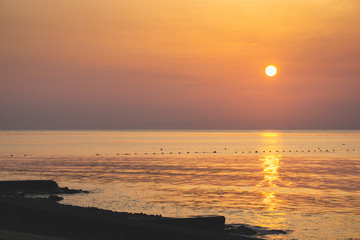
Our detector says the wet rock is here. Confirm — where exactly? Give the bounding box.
[48,195,63,201]
[60,186,89,194]
[227,225,257,235]
[154,215,225,230]
[266,229,287,235]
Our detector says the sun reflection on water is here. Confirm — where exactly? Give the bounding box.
[262,191,277,211]
[256,131,288,229]
[258,155,281,187]
[255,154,287,230]
[258,154,283,209]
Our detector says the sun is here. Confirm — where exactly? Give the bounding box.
[265,65,277,77]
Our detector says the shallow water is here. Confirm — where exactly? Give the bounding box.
[1,130,360,239]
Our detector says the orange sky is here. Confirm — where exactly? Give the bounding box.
[1,0,360,129]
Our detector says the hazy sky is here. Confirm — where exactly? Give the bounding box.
[1,0,360,129]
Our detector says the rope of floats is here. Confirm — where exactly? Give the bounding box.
[6,148,356,157]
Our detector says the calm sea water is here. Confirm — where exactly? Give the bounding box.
[1,130,359,239]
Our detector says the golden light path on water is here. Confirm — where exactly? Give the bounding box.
[254,132,287,231]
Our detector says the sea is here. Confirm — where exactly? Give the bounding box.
[0,130,359,239]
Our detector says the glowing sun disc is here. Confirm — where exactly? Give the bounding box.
[265,65,277,77]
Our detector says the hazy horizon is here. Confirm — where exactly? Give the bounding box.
[1,128,360,132]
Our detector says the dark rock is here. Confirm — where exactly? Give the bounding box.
[227,225,257,235]
[48,195,63,201]
[0,180,88,195]
[8,214,20,224]
[60,187,89,194]
[0,180,58,193]
[154,215,225,230]
[265,229,287,235]
[0,196,253,240]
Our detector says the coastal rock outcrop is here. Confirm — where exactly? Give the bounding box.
[0,180,88,195]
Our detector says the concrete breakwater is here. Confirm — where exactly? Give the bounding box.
[0,180,88,195]
[0,191,256,240]
[0,181,287,239]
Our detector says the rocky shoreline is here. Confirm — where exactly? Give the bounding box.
[0,180,88,195]
[0,180,286,240]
